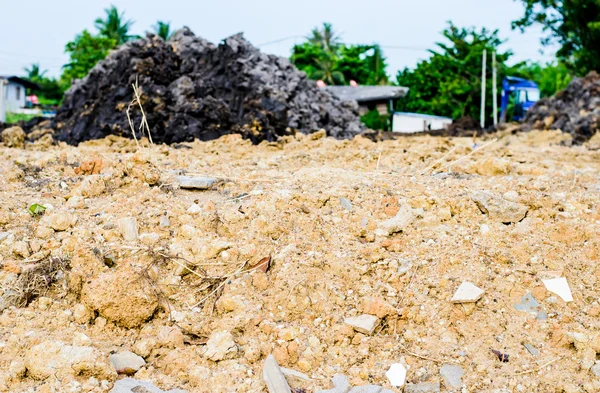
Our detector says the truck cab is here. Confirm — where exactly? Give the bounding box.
[501,77,540,121]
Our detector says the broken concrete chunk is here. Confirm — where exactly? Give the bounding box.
[451,282,485,303]
[472,191,528,223]
[542,277,573,302]
[204,330,237,361]
[109,351,146,375]
[514,292,547,320]
[591,363,600,378]
[385,363,407,387]
[344,314,380,335]
[109,378,187,393]
[348,386,382,393]
[440,364,463,389]
[175,175,217,190]
[404,381,441,393]
[376,204,423,237]
[263,354,292,393]
[117,217,139,242]
[331,374,351,393]
[339,197,353,210]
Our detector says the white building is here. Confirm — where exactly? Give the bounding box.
[0,76,38,122]
[392,112,453,133]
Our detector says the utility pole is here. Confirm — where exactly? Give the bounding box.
[0,79,5,123]
[492,51,498,126]
[480,49,487,129]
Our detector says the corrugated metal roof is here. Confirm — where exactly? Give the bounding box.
[0,76,39,89]
[325,85,409,103]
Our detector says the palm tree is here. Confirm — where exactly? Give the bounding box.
[308,23,342,53]
[152,21,173,41]
[312,52,346,85]
[94,5,137,45]
[24,63,47,81]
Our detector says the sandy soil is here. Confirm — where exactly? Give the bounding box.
[1,129,599,393]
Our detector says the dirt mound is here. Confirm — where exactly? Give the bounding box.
[53,28,364,145]
[520,71,600,143]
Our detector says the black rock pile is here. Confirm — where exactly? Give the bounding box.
[53,28,364,145]
[521,71,600,143]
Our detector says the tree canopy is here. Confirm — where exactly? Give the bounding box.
[62,30,117,82]
[153,21,174,41]
[94,5,138,45]
[512,0,600,74]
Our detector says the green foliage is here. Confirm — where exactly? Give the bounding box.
[6,112,38,123]
[513,0,600,75]
[28,204,47,217]
[24,63,65,105]
[361,108,390,130]
[509,61,573,97]
[94,5,137,45]
[291,23,389,86]
[153,21,173,41]
[395,23,512,125]
[62,30,116,83]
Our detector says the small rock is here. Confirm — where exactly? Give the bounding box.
[262,354,292,393]
[1,126,26,148]
[331,374,351,393]
[523,343,539,357]
[472,191,528,224]
[397,259,413,276]
[109,351,146,375]
[139,232,160,246]
[340,197,353,210]
[542,277,573,302]
[204,330,237,361]
[440,364,463,389]
[451,282,485,303]
[385,363,407,387]
[404,381,441,393]
[514,292,547,320]
[159,216,170,228]
[348,385,382,393]
[109,378,187,393]
[363,297,396,319]
[344,314,380,335]
[0,232,10,242]
[280,366,311,382]
[175,175,217,190]
[376,205,423,237]
[117,217,139,242]
[46,213,78,231]
[591,363,600,378]
[187,203,202,214]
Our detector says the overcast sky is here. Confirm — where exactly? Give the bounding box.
[1,0,556,79]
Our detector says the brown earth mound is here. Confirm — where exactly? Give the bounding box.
[52,28,364,145]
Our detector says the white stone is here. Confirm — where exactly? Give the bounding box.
[117,217,139,242]
[376,205,423,237]
[451,282,485,303]
[440,364,463,389]
[262,354,292,393]
[187,204,202,214]
[542,277,573,302]
[175,175,217,190]
[204,330,237,361]
[344,314,380,335]
[110,378,187,393]
[385,363,407,387]
[109,351,146,375]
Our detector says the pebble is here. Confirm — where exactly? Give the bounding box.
[262,354,292,393]
[1,126,26,148]
[117,217,139,242]
[175,175,217,190]
[0,232,10,242]
[440,364,463,389]
[204,330,237,361]
[159,215,171,228]
[385,363,407,387]
[472,191,528,223]
[47,212,78,231]
[110,378,187,393]
[339,197,353,210]
[348,385,383,393]
[344,314,380,335]
[591,363,600,378]
[187,203,202,214]
[376,205,423,237]
[514,292,547,320]
[404,381,441,393]
[397,259,413,276]
[109,351,146,375]
[332,374,351,393]
[450,282,485,303]
[523,343,539,357]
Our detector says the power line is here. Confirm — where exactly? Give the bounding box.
[256,35,304,47]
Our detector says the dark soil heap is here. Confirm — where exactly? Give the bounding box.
[520,71,600,143]
[54,28,364,145]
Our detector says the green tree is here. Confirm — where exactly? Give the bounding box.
[312,52,346,85]
[23,63,65,105]
[153,21,173,41]
[25,63,47,80]
[62,30,116,82]
[395,23,512,125]
[513,0,600,74]
[94,5,137,45]
[308,22,342,52]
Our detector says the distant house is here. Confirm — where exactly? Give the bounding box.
[0,76,39,112]
[325,85,409,116]
[392,112,453,133]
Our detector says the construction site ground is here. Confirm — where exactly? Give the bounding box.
[1,129,600,393]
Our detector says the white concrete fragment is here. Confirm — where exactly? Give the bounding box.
[175,175,217,190]
[117,217,139,242]
[375,205,423,237]
[344,314,380,335]
[385,363,407,387]
[451,282,485,303]
[263,354,292,393]
[109,351,146,375]
[542,277,573,302]
[280,366,311,381]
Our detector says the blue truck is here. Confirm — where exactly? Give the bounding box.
[500,76,541,122]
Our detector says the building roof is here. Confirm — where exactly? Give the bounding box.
[0,76,40,90]
[325,85,409,103]
[393,112,453,121]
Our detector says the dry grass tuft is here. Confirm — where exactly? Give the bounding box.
[4,256,69,307]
